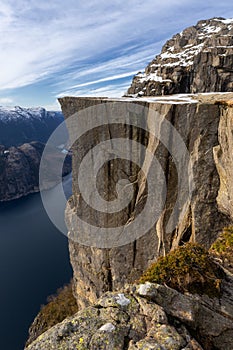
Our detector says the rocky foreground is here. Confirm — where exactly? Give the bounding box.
[26,270,233,350]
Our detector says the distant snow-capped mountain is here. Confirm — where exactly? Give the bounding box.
[0,106,66,147]
[127,17,233,96]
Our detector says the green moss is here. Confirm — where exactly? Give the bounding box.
[210,226,233,272]
[26,281,79,346]
[139,243,223,298]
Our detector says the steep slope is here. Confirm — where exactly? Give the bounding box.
[127,18,233,96]
[0,106,65,147]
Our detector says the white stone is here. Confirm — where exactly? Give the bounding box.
[116,293,130,306]
[99,323,115,332]
[138,282,152,296]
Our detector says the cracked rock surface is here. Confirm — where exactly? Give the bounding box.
[25,274,233,350]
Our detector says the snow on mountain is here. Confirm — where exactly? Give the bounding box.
[0,106,65,147]
[0,106,61,123]
[127,18,233,96]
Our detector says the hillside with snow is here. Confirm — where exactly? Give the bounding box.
[0,106,65,147]
[127,17,233,96]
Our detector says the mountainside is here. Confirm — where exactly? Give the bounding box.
[127,18,233,96]
[0,106,71,201]
[0,106,65,147]
[24,18,233,350]
[0,142,71,202]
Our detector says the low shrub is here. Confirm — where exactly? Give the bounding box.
[210,226,233,273]
[139,243,223,298]
[26,281,78,346]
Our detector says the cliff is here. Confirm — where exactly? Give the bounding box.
[24,17,233,350]
[58,93,233,310]
[0,141,71,202]
[127,18,233,97]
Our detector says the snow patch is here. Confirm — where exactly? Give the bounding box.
[202,25,222,34]
[160,43,204,67]
[137,71,172,83]
[215,18,233,25]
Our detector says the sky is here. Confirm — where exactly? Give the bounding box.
[0,0,232,110]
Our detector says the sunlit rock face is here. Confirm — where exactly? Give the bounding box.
[59,93,233,309]
[127,18,233,97]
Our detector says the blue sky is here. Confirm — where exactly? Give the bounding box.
[0,0,232,110]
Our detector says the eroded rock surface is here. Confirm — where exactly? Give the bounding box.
[213,101,233,220]
[127,18,233,97]
[25,274,233,350]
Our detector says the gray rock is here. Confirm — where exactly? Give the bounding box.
[25,286,203,350]
[27,278,233,349]
[213,101,233,220]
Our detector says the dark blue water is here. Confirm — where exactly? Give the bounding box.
[0,175,73,350]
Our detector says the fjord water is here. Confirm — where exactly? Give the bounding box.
[0,174,73,350]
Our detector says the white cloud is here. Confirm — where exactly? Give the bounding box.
[42,100,62,111]
[57,71,138,94]
[0,0,195,90]
[57,81,131,100]
[0,97,14,105]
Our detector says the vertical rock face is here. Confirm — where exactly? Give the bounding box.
[213,101,233,220]
[59,93,233,309]
[127,18,233,97]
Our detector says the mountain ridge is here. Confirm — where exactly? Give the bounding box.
[0,106,64,148]
[127,17,233,96]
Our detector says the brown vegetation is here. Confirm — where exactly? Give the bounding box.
[139,243,224,298]
[26,281,78,346]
